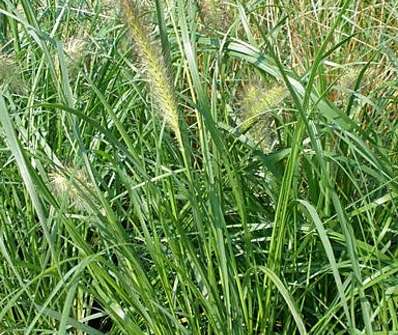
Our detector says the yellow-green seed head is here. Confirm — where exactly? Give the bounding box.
[49,166,91,210]
[64,37,87,65]
[0,54,25,93]
[200,0,232,31]
[240,82,285,128]
[338,67,361,91]
[120,0,181,144]
[239,82,286,153]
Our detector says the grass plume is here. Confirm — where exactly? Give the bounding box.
[239,81,286,152]
[0,53,24,93]
[199,0,232,31]
[120,0,181,144]
[49,165,92,210]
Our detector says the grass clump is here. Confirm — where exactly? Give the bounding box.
[0,0,397,334]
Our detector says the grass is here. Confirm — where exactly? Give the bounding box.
[0,0,397,334]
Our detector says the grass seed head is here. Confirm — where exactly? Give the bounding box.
[239,81,286,153]
[0,53,25,93]
[200,0,232,31]
[64,37,87,65]
[49,166,91,210]
[338,67,362,91]
[120,0,181,143]
[240,82,286,127]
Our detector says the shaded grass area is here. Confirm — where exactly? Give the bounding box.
[0,0,397,334]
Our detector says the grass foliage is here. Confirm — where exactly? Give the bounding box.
[0,0,397,334]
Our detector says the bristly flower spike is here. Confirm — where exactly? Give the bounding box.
[120,0,182,146]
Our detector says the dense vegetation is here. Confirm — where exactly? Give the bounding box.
[0,0,397,334]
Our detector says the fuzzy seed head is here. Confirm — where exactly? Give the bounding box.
[200,0,232,31]
[101,0,119,16]
[239,82,286,153]
[339,67,361,90]
[0,54,24,93]
[49,166,90,209]
[120,0,181,143]
[240,82,286,126]
[64,37,87,64]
